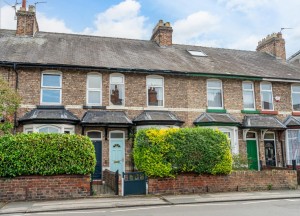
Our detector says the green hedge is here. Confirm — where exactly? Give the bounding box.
[133,128,232,177]
[0,133,96,177]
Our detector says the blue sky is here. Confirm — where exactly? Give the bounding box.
[1,0,300,57]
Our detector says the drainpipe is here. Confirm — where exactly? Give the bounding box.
[13,63,19,134]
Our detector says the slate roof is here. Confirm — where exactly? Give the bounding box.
[133,111,184,126]
[193,113,240,125]
[242,115,286,129]
[283,116,300,127]
[1,29,300,80]
[81,111,132,126]
[19,106,79,124]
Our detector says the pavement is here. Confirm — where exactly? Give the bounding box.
[1,190,300,215]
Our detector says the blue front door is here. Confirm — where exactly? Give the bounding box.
[110,133,125,174]
[93,140,102,179]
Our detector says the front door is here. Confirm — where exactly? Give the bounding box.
[265,141,276,166]
[109,132,125,174]
[92,140,102,179]
[246,140,258,170]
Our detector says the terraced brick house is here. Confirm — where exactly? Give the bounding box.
[1,1,300,179]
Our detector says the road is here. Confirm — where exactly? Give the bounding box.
[5,199,300,216]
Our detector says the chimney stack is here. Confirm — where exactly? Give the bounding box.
[150,20,173,47]
[256,32,286,61]
[16,0,39,36]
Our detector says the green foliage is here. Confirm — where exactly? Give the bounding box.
[232,154,249,170]
[0,77,21,134]
[133,127,233,177]
[0,133,96,177]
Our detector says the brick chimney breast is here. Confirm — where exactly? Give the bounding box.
[16,0,39,37]
[150,20,173,47]
[256,32,286,61]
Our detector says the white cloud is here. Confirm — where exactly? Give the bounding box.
[0,5,72,33]
[0,5,17,29]
[228,35,261,51]
[173,11,220,44]
[218,0,270,13]
[83,0,149,39]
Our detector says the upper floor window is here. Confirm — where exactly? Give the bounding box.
[242,82,255,110]
[260,82,273,110]
[41,72,62,104]
[87,73,102,105]
[147,76,164,107]
[110,73,125,106]
[207,79,223,109]
[292,84,300,111]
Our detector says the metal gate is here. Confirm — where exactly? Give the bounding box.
[123,172,147,196]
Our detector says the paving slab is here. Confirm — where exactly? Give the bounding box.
[162,190,300,204]
[0,197,167,214]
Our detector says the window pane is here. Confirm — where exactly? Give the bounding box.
[110,84,124,105]
[148,87,163,106]
[111,76,123,84]
[243,91,255,109]
[111,132,124,139]
[88,91,101,104]
[207,81,221,88]
[246,132,256,139]
[287,130,300,165]
[292,85,300,92]
[87,131,101,139]
[43,74,61,87]
[261,83,271,91]
[88,75,101,88]
[208,89,222,108]
[262,91,273,110]
[292,93,300,111]
[264,133,274,140]
[42,89,60,103]
[38,126,59,133]
[147,78,163,86]
[243,83,253,90]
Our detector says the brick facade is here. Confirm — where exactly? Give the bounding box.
[0,175,90,201]
[148,170,298,195]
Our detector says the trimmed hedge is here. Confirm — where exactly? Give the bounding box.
[133,128,232,177]
[0,133,96,177]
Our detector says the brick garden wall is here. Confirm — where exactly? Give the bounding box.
[148,170,298,195]
[0,175,90,201]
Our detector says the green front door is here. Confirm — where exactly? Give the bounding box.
[246,140,258,170]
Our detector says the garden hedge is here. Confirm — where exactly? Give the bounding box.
[133,127,232,177]
[0,133,96,177]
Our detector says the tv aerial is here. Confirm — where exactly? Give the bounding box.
[3,0,21,20]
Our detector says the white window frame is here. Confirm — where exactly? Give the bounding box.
[242,81,256,110]
[291,84,300,111]
[146,75,164,107]
[207,79,224,109]
[40,71,62,105]
[86,73,102,106]
[264,131,277,166]
[285,129,300,165]
[23,124,75,134]
[260,82,274,111]
[109,73,125,106]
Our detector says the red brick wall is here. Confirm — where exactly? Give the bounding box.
[0,175,90,201]
[148,170,298,195]
[103,169,122,195]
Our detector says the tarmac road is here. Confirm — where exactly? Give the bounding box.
[5,198,300,216]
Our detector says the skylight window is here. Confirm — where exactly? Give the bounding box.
[187,50,207,57]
